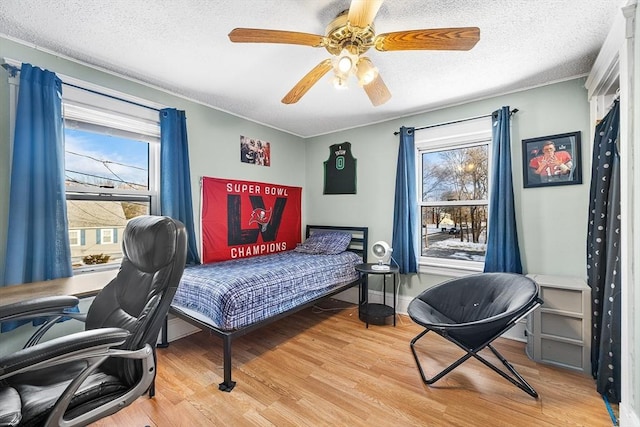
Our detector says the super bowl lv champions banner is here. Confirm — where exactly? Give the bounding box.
[201,177,302,263]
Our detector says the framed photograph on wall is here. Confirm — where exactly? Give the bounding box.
[522,131,582,188]
[240,135,271,167]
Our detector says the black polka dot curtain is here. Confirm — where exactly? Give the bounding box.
[586,98,620,403]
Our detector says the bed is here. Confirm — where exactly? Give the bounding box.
[166,225,368,391]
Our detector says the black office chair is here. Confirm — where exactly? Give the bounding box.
[0,215,187,426]
[408,272,542,398]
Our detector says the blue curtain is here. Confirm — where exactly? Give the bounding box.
[160,108,200,265]
[483,107,522,273]
[391,127,418,274]
[2,63,72,287]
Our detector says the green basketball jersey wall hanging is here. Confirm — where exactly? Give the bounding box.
[324,142,357,194]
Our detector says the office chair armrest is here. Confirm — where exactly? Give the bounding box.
[0,327,130,380]
[0,296,80,322]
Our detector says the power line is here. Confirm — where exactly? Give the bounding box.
[101,162,139,190]
[68,201,127,225]
[65,169,147,188]
[65,174,101,187]
[66,150,147,189]
[65,150,147,189]
[67,199,150,227]
[66,150,146,171]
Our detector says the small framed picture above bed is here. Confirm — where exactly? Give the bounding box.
[240,135,271,166]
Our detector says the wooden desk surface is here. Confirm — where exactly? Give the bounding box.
[0,270,118,305]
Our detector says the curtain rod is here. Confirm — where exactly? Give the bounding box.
[1,63,161,112]
[393,108,519,135]
[64,80,161,112]
[606,93,620,115]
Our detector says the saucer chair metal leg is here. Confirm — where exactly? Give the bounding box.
[410,329,473,385]
[410,328,539,398]
[478,344,539,398]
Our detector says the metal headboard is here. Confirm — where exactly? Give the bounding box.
[305,225,368,263]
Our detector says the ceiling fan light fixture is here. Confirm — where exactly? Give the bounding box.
[228,0,480,105]
[356,57,378,86]
[334,48,358,75]
[338,56,353,73]
[332,74,349,90]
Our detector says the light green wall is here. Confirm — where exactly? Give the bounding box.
[0,36,591,299]
[306,78,591,297]
[0,37,306,279]
[0,35,633,416]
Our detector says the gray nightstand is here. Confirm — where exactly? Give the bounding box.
[525,274,591,374]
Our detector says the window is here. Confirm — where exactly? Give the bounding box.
[68,230,81,246]
[61,78,162,270]
[100,229,114,245]
[416,117,492,274]
[5,60,164,271]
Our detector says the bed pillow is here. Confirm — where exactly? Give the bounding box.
[293,231,352,255]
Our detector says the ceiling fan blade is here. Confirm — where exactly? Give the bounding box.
[363,72,391,107]
[347,0,384,28]
[282,59,333,104]
[229,28,325,47]
[375,27,480,51]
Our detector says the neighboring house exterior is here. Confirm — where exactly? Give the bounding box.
[67,200,128,267]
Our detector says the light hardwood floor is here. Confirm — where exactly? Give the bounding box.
[92,300,614,426]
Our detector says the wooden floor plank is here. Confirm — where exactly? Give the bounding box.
[91,300,614,426]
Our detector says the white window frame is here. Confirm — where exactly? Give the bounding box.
[61,76,162,214]
[100,229,114,245]
[61,80,162,271]
[68,230,81,246]
[5,64,19,171]
[4,58,165,271]
[415,116,493,277]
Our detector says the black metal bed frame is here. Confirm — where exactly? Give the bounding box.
[163,225,368,392]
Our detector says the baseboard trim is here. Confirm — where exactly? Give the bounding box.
[620,403,640,427]
[166,314,200,342]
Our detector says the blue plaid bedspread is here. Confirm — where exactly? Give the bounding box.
[171,250,361,331]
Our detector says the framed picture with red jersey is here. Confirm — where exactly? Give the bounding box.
[522,131,582,188]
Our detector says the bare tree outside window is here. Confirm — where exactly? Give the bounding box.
[421,144,489,262]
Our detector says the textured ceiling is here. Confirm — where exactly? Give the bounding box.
[0,0,621,137]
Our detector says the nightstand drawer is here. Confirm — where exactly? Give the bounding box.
[541,312,583,341]
[541,287,583,313]
[541,338,584,371]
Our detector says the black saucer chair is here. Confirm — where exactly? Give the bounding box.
[0,215,187,426]
[408,272,542,398]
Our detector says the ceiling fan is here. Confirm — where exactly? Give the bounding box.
[228,0,480,107]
